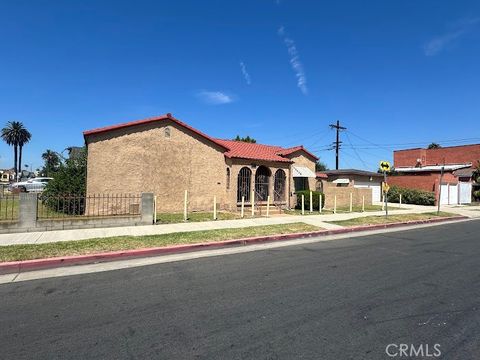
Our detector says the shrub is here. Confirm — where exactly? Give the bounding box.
[473,190,480,201]
[295,190,325,210]
[387,185,435,206]
[41,147,87,214]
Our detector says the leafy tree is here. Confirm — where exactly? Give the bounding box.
[427,143,441,149]
[43,147,87,196]
[41,149,61,176]
[233,135,257,143]
[315,161,328,172]
[1,121,32,181]
[473,161,480,183]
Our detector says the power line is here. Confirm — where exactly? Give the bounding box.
[345,132,369,169]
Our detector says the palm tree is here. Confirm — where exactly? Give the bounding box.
[17,126,32,179]
[1,121,20,180]
[41,149,61,176]
[1,121,32,180]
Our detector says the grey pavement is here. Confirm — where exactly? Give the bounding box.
[0,203,478,246]
[0,219,479,359]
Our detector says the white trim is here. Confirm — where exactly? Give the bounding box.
[292,166,316,178]
[396,163,471,173]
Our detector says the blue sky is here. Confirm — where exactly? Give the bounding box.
[1,0,480,172]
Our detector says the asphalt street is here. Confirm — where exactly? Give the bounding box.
[1,220,479,359]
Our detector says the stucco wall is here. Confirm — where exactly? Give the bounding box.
[285,151,317,207]
[322,183,373,208]
[228,159,291,208]
[86,120,228,213]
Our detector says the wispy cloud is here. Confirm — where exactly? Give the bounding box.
[239,61,251,85]
[424,18,480,56]
[196,90,235,105]
[278,26,308,95]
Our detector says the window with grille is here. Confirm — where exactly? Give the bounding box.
[237,167,251,202]
[274,169,286,202]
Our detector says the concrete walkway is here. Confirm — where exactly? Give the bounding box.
[0,204,477,246]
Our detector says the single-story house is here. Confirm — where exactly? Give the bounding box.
[83,113,319,212]
[390,144,480,204]
[317,169,383,204]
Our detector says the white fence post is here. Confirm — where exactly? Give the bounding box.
[251,190,255,217]
[213,196,217,220]
[319,194,322,214]
[349,193,353,212]
[309,191,313,213]
[399,194,402,208]
[266,195,270,217]
[241,196,245,218]
[183,190,188,221]
[301,194,305,215]
[362,195,365,212]
[153,195,157,224]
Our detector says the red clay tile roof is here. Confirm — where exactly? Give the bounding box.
[83,113,229,151]
[277,146,319,160]
[83,114,319,163]
[215,139,292,163]
[316,172,328,179]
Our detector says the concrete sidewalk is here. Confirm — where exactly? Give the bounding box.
[0,204,477,246]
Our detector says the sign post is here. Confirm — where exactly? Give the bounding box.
[379,161,391,218]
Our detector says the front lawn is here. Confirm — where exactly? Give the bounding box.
[156,211,239,223]
[284,204,404,216]
[0,222,321,262]
[327,212,457,227]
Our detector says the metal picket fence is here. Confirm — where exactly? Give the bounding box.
[0,194,19,221]
[37,194,142,219]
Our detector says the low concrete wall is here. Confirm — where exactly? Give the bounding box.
[323,186,372,209]
[0,192,154,234]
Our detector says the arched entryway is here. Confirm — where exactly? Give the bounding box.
[255,166,271,201]
[237,167,252,202]
[274,169,286,202]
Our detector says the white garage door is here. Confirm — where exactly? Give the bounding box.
[354,182,382,202]
[440,184,460,205]
[459,182,472,204]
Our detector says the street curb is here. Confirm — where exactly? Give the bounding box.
[0,215,469,275]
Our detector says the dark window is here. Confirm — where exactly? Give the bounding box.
[274,169,286,202]
[237,167,251,202]
[164,127,171,138]
[294,177,308,191]
[255,166,271,201]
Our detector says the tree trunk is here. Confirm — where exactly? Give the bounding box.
[13,145,18,181]
[18,144,23,180]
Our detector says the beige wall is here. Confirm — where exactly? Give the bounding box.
[228,159,291,208]
[322,182,373,208]
[285,151,317,207]
[86,120,228,213]
[86,123,318,213]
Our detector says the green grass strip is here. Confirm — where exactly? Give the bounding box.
[0,223,320,262]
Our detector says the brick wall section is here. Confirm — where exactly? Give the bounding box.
[388,173,458,204]
[388,173,453,193]
[394,144,480,168]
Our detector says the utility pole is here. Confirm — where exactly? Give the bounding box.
[329,120,346,170]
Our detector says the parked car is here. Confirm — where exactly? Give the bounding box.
[9,177,53,193]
